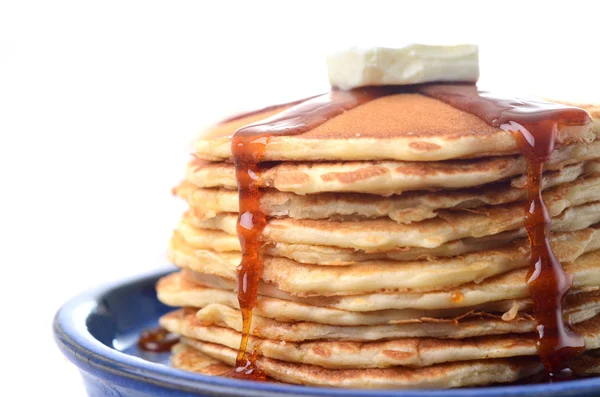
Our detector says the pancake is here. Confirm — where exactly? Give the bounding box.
[173,227,239,252]
[552,101,600,135]
[162,311,600,369]
[176,222,531,262]
[185,298,600,342]
[180,249,600,311]
[187,141,600,195]
[265,221,600,265]
[182,198,600,251]
[263,202,600,251]
[172,341,543,388]
[158,272,537,326]
[170,343,232,377]
[187,159,237,190]
[180,334,538,370]
[176,162,595,224]
[169,227,599,295]
[159,272,600,326]
[265,232,523,264]
[193,93,595,163]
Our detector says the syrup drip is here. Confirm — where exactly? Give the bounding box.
[228,132,269,381]
[507,121,585,374]
[229,87,396,380]
[419,84,590,374]
[137,327,179,353]
[450,292,464,303]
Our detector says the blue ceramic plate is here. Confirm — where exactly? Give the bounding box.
[54,268,600,397]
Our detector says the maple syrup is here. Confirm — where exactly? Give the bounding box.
[420,84,590,373]
[137,327,179,353]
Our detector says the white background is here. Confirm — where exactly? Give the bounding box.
[0,0,599,395]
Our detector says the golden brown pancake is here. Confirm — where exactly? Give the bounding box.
[158,271,537,325]
[168,227,600,295]
[187,141,600,195]
[170,343,232,376]
[551,101,600,134]
[181,199,600,252]
[174,223,529,262]
[173,249,600,311]
[158,272,600,328]
[176,162,596,224]
[172,341,544,388]
[184,299,600,342]
[162,311,600,369]
[194,93,595,162]
[174,227,239,252]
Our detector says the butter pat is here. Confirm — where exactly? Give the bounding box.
[327,44,479,90]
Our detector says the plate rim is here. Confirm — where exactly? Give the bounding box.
[53,268,600,397]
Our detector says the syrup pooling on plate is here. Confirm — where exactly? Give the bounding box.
[420,84,590,374]
[137,327,180,352]
[229,87,398,380]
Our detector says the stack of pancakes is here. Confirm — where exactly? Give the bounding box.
[158,94,600,388]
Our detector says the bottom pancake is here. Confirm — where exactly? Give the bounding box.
[171,341,543,388]
[161,310,600,368]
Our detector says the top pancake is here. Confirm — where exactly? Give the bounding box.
[194,94,596,162]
